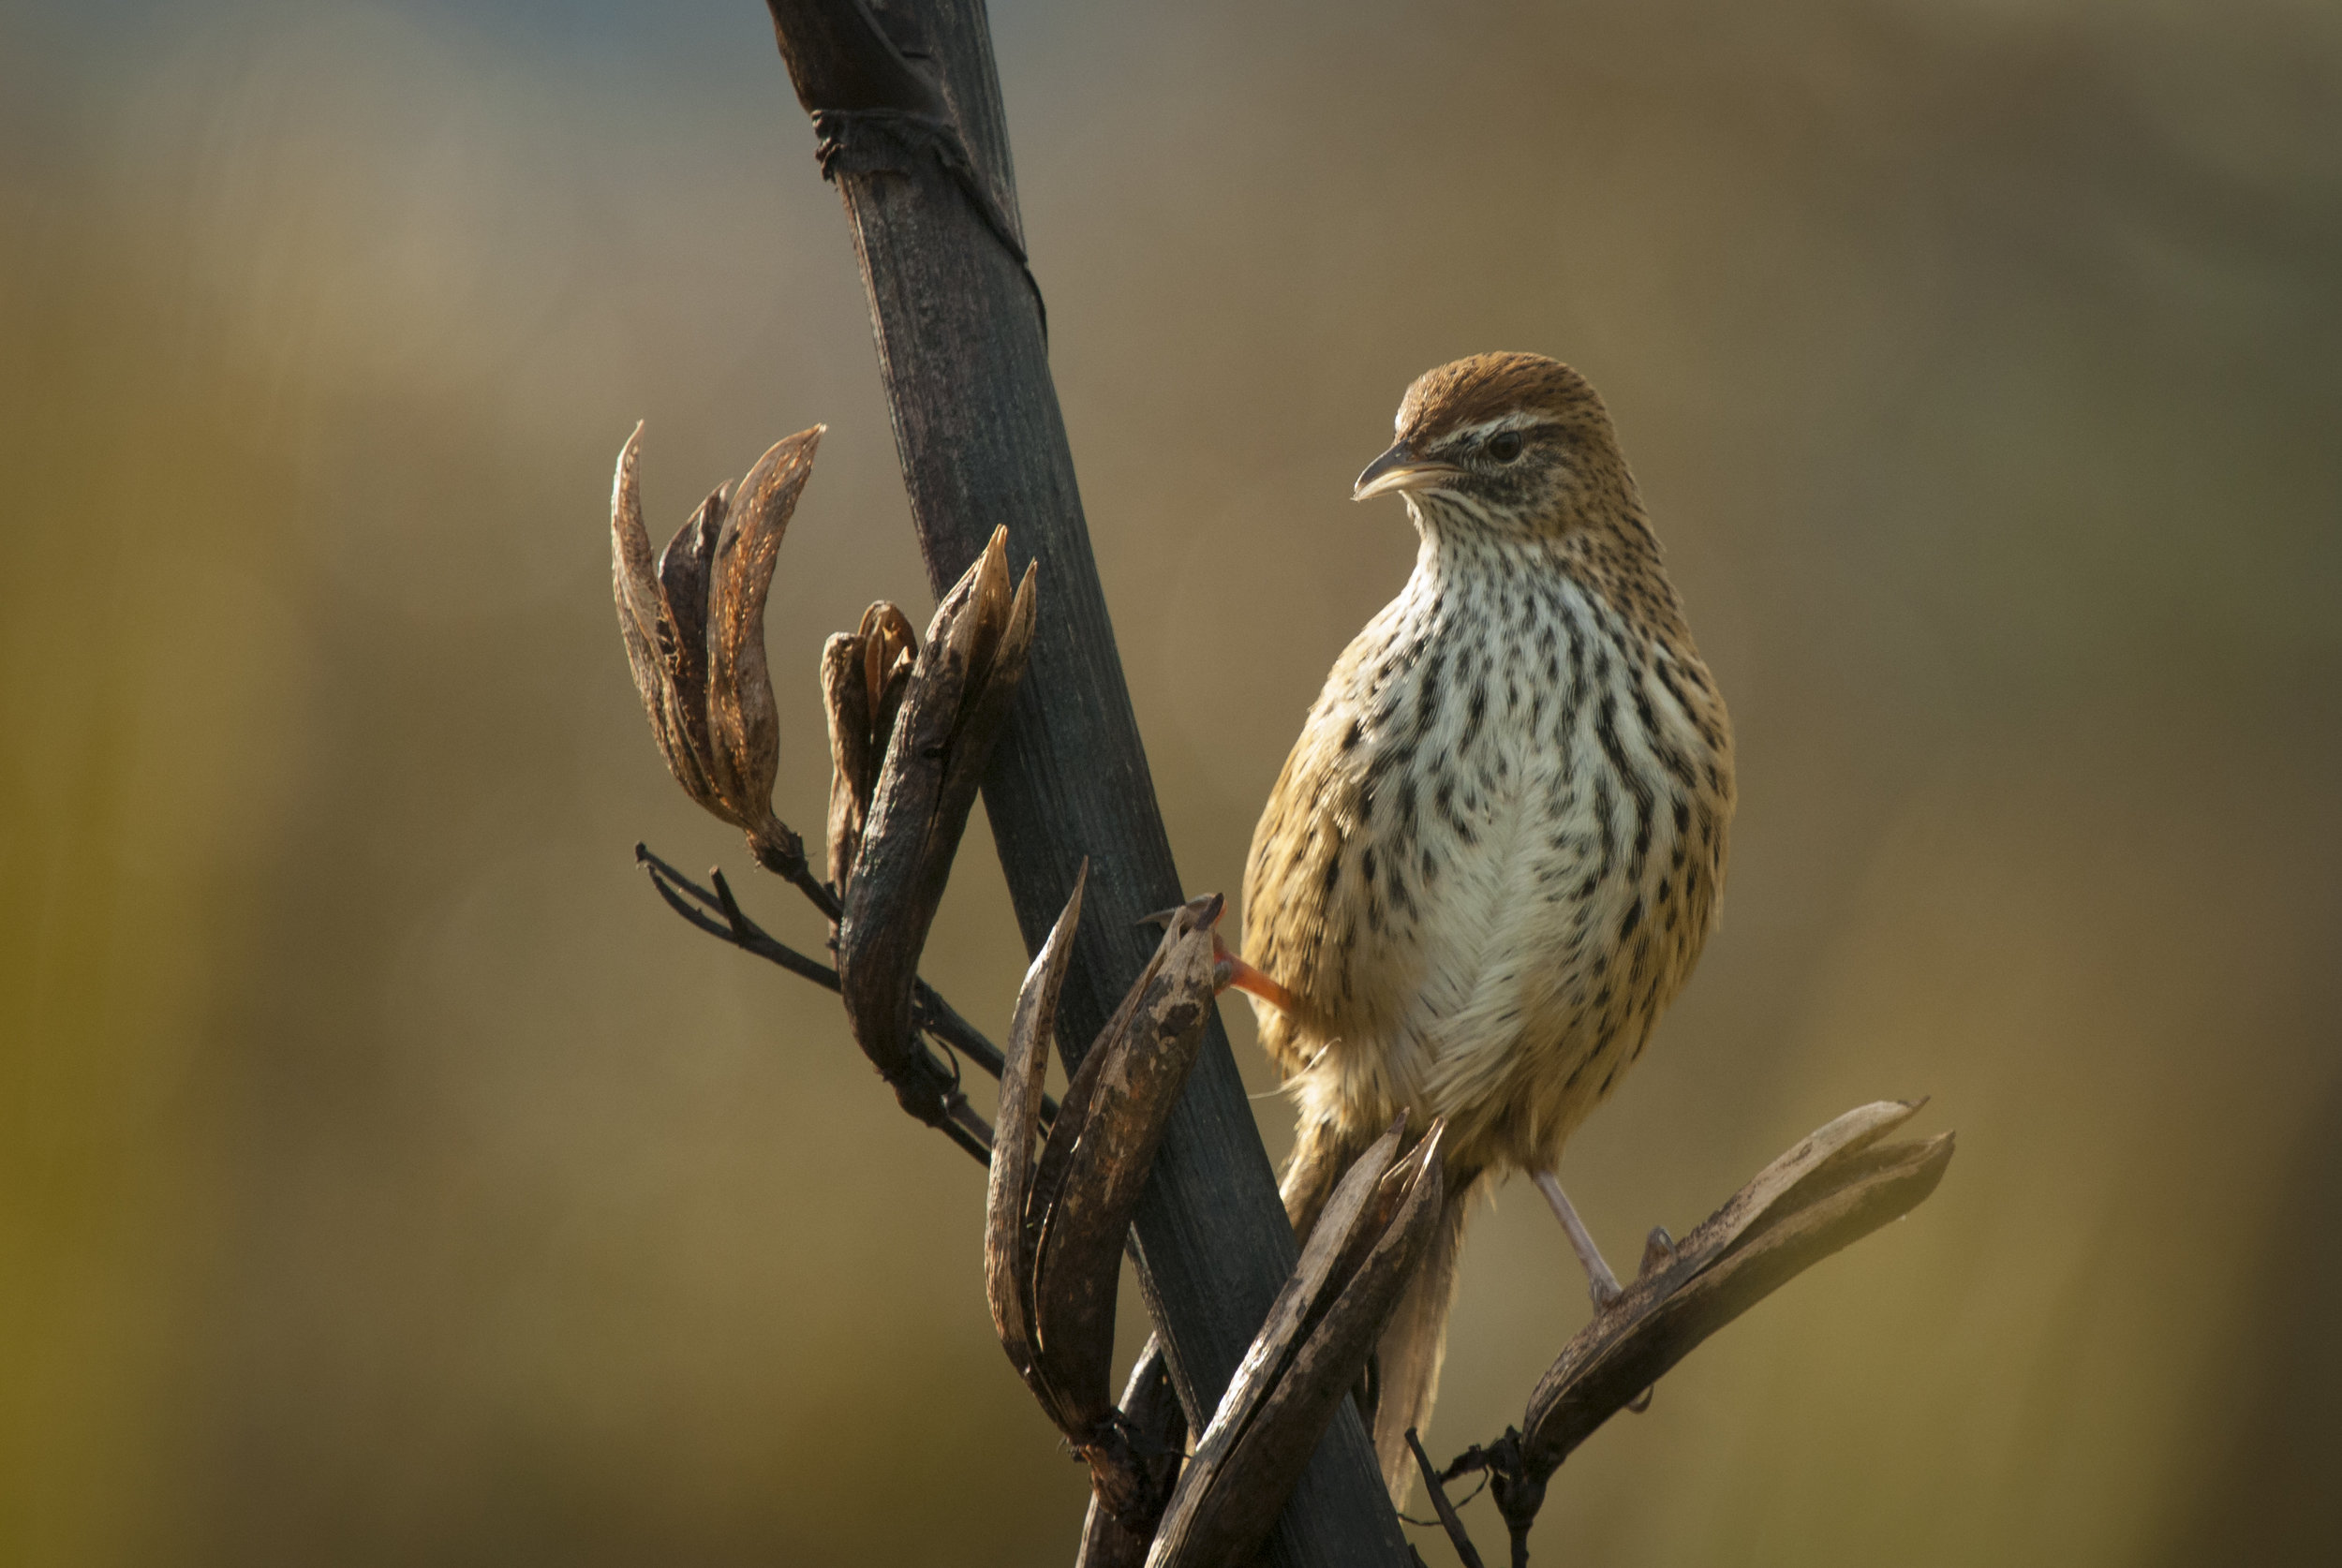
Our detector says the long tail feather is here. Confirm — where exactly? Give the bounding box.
[1367,1181,1471,1501]
[1281,1115,1478,1506]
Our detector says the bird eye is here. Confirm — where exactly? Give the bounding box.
[1487,430,1525,462]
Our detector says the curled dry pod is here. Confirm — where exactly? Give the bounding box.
[822,601,919,891]
[613,425,715,814]
[1515,1101,1952,1478]
[836,526,1037,1114]
[987,863,1088,1403]
[610,422,823,853]
[708,432,819,858]
[1147,1118,1447,1568]
[1027,895,1219,1445]
[988,887,1218,1533]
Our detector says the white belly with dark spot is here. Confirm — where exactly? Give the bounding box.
[1244,544,1727,1178]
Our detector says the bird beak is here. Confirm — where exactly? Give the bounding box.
[1353,441,1463,501]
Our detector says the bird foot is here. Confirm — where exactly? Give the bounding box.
[1534,1169,1627,1313]
[1638,1225,1676,1281]
[1613,1226,1675,1413]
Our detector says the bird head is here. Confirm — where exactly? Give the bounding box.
[1353,352,1636,541]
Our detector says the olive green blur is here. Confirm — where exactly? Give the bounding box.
[4,2,2336,1564]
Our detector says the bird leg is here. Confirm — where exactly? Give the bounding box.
[1211,933,1300,1014]
[1141,899,1301,1014]
[1533,1169,1624,1311]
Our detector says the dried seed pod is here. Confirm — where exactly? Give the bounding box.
[1515,1102,1949,1475]
[1027,895,1218,1442]
[610,422,822,856]
[614,426,712,813]
[1147,1118,1447,1568]
[822,601,918,890]
[836,526,1037,1110]
[707,434,814,859]
[986,888,1220,1534]
[988,865,1088,1400]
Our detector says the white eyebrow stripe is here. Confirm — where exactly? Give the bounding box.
[1452,413,1548,442]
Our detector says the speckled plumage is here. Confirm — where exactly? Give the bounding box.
[1240,353,1734,1498]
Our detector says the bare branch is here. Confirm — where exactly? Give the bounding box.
[1075,1342,1189,1568]
[636,844,838,991]
[1441,1105,1956,1562]
[634,842,1002,1167]
[1406,1429,1485,1568]
[757,5,1416,1559]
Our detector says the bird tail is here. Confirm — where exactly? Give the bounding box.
[1281,1116,1477,1508]
[1366,1176,1474,1503]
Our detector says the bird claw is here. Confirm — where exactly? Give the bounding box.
[1609,1227,1676,1413]
[1135,894,1224,930]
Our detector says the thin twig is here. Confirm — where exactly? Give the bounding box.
[1442,1112,1955,1562]
[1435,1441,1532,1568]
[638,844,841,990]
[750,821,844,923]
[1400,1470,1489,1528]
[913,981,1016,1093]
[937,1105,993,1162]
[639,841,1000,1167]
[1405,1428,1486,1568]
[639,841,1057,1129]
[946,1094,996,1154]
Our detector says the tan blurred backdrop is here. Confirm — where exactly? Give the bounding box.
[5,1,2340,1563]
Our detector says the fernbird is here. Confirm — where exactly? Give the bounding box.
[1231,352,1735,1501]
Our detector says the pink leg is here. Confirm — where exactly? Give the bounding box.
[1534,1169,1623,1310]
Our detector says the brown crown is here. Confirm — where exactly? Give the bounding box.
[1395,352,1610,448]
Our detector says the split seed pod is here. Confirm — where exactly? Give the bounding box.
[611,422,820,863]
[1515,1100,1953,1477]
[988,885,1220,1529]
[835,527,1037,1109]
[1146,1117,1447,1568]
[820,601,918,891]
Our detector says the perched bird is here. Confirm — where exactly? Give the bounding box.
[1230,352,1735,1501]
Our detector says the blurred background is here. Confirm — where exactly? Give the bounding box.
[5,0,2339,1563]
